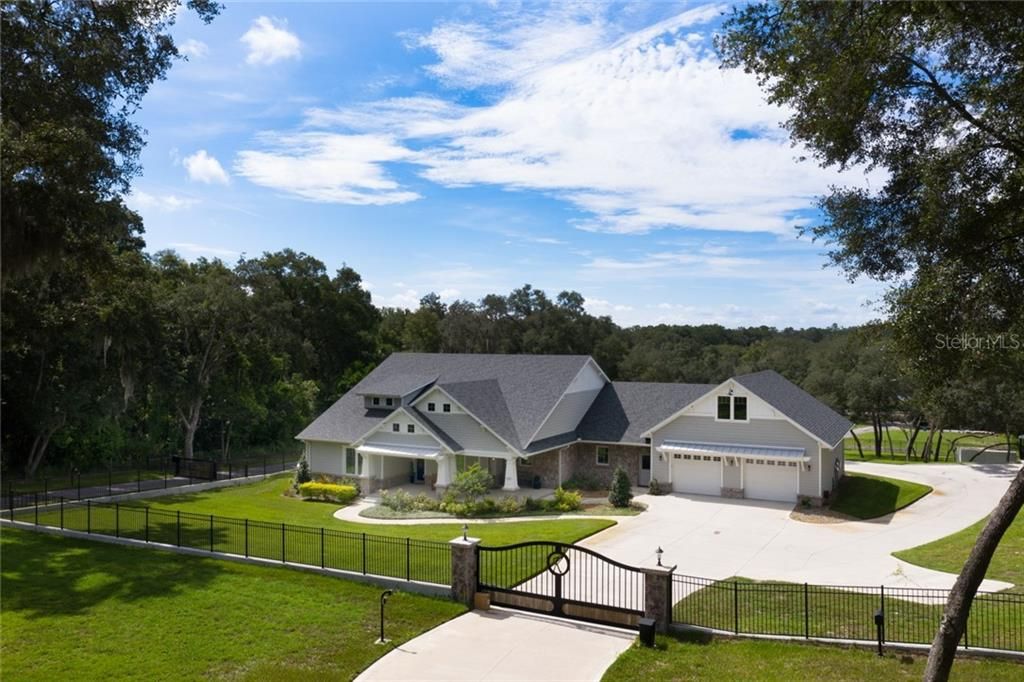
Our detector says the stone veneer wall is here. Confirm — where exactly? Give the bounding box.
[519,442,649,488]
[517,449,561,488]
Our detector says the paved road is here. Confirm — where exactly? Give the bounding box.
[581,461,1020,591]
[356,607,635,682]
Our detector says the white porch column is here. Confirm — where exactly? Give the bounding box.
[436,454,452,488]
[503,456,519,491]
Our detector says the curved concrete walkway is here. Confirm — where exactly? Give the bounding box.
[333,499,630,525]
[356,607,635,682]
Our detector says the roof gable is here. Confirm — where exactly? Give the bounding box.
[733,370,852,447]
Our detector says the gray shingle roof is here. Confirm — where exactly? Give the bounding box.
[297,353,591,450]
[733,370,853,447]
[354,373,437,397]
[576,381,715,444]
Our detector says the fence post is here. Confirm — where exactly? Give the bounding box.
[362,533,367,574]
[137,467,142,493]
[77,472,81,500]
[244,463,249,479]
[108,465,112,495]
[281,522,286,563]
[449,535,481,606]
[34,492,39,525]
[7,483,13,521]
[60,497,64,529]
[642,564,675,633]
[44,478,48,499]
[164,459,168,488]
[176,510,181,546]
[804,583,809,639]
[209,514,214,553]
[87,500,91,534]
[228,460,232,480]
[406,537,411,581]
[733,580,739,634]
[244,518,249,557]
[115,502,120,538]
[264,454,268,479]
[145,507,149,543]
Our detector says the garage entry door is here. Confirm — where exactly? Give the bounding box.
[671,454,721,496]
[744,460,799,502]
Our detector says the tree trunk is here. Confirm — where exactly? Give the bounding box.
[885,422,895,458]
[873,414,883,457]
[921,426,937,463]
[906,417,923,460]
[180,398,203,459]
[924,467,1024,681]
[935,429,944,463]
[851,430,865,459]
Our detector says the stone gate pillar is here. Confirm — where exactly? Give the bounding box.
[449,535,481,606]
[642,564,675,632]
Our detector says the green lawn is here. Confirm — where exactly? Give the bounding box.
[844,429,1016,465]
[673,577,1021,653]
[829,472,931,519]
[895,512,1024,593]
[124,474,617,546]
[0,528,465,681]
[602,632,1024,681]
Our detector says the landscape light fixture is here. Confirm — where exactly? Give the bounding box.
[378,590,393,644]
[462,523,469,541]
[656,546,664,567]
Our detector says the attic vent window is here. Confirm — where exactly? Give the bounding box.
[717,395,748,421]
[373,397,380,406]
[386,397,394,407]
[443,403,451,413]
[407,424,415,433]
[427,402,436,412]
[392,423,400,432]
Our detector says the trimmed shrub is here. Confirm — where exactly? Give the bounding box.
[549,486,583,512]
[295,457,312,487]
[608,466,632,508]
[442,464,493,508]
[495,496,524,515]
[298,482,358,504]
[380,489,440,512]
[647,479,667,496]
[561,474,601,491]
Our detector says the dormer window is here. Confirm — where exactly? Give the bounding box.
[443,403,451,413]
[717,395,748,421]
[392,423,400,432]
[407,424,415,433]
[386,397,394,407]
[427,402,436,412]
[373,397,380,406]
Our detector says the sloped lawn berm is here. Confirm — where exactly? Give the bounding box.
[1,528,465,681]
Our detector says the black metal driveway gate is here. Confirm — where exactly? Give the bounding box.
[477,541,645,628]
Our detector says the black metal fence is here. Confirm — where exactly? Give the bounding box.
[7,496,451,587]
[672,574,1024,653]
[2,452,298,508]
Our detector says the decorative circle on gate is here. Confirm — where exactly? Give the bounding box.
[546,549,570,576]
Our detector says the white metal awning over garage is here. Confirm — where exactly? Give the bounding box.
[658,441,808,463]
[356,443,442,460]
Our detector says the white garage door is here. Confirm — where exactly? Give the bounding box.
[744,460,799,502]
[671,454,721,496]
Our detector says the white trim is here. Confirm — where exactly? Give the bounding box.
[657,440,809,462]
[352,406,451,452]
[356,442,441,460]
[731,377,834,448]
[415,384,522,455]
[523,358,607,446]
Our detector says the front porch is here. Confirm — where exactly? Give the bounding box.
[356,445,523,493]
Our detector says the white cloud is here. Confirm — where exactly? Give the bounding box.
[234,132,419,205]
[128,190,198,212]
[178,39,208,59]
[183,150,230,184]
[241,16,301,65]
[168,242,239,259]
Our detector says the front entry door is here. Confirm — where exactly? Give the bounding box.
[639,454,651,486]
[415,459,426,482]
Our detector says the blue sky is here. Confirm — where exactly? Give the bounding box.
[130,1,886,328]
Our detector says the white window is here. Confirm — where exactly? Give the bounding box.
[386,397,394,407]
[407,424,415,433]
[674,453,682,459]
[443,403,451,413]
[427,402,436,412]
[392,423,400,432]
[596,446,610,466]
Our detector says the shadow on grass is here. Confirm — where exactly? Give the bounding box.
[0,529,224,619]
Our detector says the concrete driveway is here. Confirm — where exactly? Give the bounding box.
[582,461,1020,591]
[356,608,635,682]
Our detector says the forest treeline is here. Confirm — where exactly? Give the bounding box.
[3,246,1019,477]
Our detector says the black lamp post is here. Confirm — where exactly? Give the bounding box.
[656,546,664,567]
[378,590,394,643]
[462,523,469,541]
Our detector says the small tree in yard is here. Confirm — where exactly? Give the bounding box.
[608,467,632,508]
[443,463,493,506]
[295,456,312,487]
